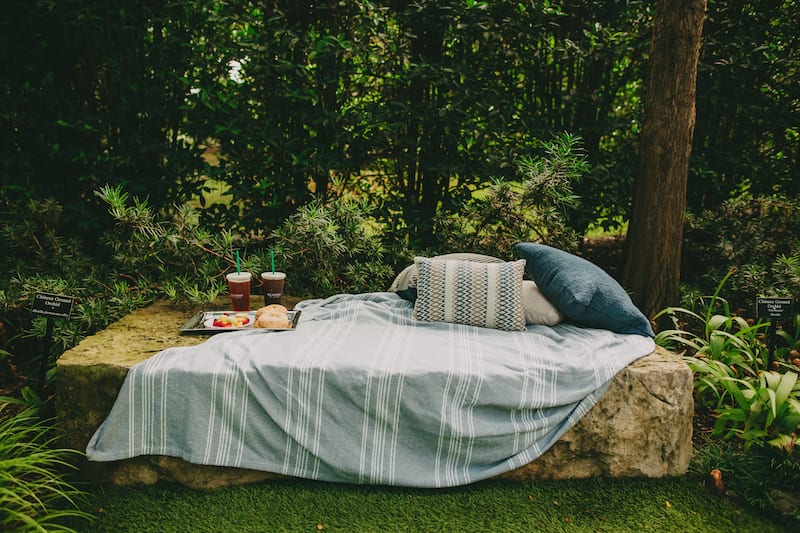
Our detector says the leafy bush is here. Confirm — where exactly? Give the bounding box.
[1,185,253,394]
[712,371,800,451]
[0,403,93,532]
[96,184,237,307]
[682,194,800,314]
[692,0,800,212]
[433,132,587,257]
[691,437,800,525]
[270,197,395,298]
[98,184,398,301]
[0,196,145,386]
[660,273,800,523]
[1,1,211,246]
[656,274,800,454]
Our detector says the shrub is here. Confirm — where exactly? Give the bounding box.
[656,273,800,453]
[660,273,800,524]
[0,196,141,386]
[99,184,398,300]
[691,437,800,524]
[0,403,93,531]
[270,197,396,298]
[682,194,800,314]
[433,132,587,257]
[95,184,235,308]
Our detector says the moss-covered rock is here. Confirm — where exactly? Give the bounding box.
[57,300,692,489]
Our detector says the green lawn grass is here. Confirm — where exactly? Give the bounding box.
[72,476,793,532]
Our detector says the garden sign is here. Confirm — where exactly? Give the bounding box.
[31,292,75,391]
[756,297,794,367]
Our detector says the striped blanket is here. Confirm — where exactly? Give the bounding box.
[86,292,654,487]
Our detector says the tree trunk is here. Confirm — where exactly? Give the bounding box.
[622,0,707,321]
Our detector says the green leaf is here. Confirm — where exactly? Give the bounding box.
[774,371,797,407]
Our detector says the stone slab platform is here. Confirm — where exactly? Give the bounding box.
[56,300,693,490]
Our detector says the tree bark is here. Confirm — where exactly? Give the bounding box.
[622,0,707,321]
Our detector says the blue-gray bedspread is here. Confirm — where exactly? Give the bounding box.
[86,292,655,487]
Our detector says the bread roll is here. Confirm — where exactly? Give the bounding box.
[254,304,291,328]
[254,312,291,329]
[255,304,288,319]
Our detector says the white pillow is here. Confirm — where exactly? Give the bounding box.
[389,253,504,292]
[522,280,564,326]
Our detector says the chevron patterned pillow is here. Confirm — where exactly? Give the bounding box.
[413,257,526,331]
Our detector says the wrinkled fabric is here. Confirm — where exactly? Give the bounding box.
[87,292,654,487]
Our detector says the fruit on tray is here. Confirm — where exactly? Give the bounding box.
[212,313,251,328]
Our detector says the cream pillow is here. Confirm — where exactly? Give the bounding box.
[389,253,504,293]
[522,280,564,326]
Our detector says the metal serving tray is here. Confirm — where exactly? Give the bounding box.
[179,310,301,334]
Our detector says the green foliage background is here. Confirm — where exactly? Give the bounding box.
[1,3,799,528]
[0,0,800,370]
[1,0,799,389]
[3,1,797,245]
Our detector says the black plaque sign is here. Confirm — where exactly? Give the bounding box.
[757,297,795,368]
[756,297,794,321]
[31,292,75,319]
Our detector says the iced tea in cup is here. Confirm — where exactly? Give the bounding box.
[226,272,252,311]
[261,272,286,305]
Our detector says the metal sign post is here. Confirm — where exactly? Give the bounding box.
[31,292,75,392]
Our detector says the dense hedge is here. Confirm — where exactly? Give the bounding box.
[3,1,797,248]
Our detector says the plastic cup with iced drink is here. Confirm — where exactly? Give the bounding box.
[261,272,286,305]
[226,272,252,311]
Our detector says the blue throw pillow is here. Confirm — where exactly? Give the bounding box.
[512,243,654,337]
[395,287,417,302]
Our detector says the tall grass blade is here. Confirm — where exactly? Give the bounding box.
[0,404,94,532]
